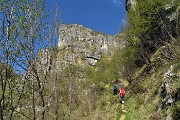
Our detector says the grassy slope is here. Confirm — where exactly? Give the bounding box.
[55,40,179,120]
[122,42,180,120]
[85,42,180,120]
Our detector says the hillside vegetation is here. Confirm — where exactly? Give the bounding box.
[0,0,180,120]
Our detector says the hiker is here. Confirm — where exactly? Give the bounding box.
[119,87,125,104]
[161,82,167,99]
[113,84,118,95]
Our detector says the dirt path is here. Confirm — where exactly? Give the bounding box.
[120,104,126,120]
[117,79,128,120]
[120,114,125,120]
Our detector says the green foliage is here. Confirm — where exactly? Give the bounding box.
[125,0,180,66]
[127,0,171,37]
[115,1,180,119]
[116,104,122,120]
[124,112,132,120]
[110,45,137,82]
[173,62,180,73]
[171,102,180,120]
[138,0,167,27]
[85,59,114,93]
[111,46,137,69]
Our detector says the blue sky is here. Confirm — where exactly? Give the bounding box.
[46,0,127,35]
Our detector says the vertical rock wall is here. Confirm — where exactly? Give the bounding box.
[58,24,120,66]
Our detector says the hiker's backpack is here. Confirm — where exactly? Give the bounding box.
[120,88,125,95]
[114,85,117,90]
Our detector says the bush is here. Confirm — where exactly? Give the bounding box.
[149,113,161,120]
[173,62,180,73]
[172,102,180,120]
[110,46,137,83]
[125,0,180,66]
[130,80,147,94]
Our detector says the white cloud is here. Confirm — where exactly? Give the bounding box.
[121,18,127,26]
[112,0,122,7]
[121,19,125,24]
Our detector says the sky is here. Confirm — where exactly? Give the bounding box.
[46,0,127,35]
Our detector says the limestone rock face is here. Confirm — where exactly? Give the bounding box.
[24,24,123,81]
[125,0,137,10]
[161,65,180,109]
[57,24,120,66]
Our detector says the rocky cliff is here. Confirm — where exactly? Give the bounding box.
[24,23,124,80]
[23,24,123,85]
[57,24,121,66]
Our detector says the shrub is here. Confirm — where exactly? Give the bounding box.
[173,62,180,73]
[172,102,180,120]
[125,0,180,66]
[149,113,161,120]
[110,45,137,83]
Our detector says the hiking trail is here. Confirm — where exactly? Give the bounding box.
[116,79,128,120]
[120,104,126,120]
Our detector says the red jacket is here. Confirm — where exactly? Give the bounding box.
[119,88,125,96]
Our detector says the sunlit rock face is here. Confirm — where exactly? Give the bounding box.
[24,24,125,81]
[58,24,120,66]
[125,0,137,10]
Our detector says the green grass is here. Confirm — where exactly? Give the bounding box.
[173,62,180,74]
[124,112,132,120]
[116,104,122,120]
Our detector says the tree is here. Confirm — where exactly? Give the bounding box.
[125,0,180,66]
[0,0,61,119]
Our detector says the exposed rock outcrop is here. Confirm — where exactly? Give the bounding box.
[125,0,137,10]
[24,24,123,82]
[160,65,180,120]
[57,24,120,66]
